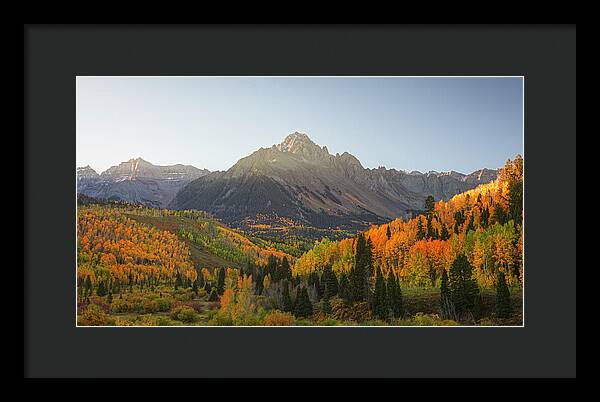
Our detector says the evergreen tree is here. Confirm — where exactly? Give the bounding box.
[440,222,450,241]
[322,265,338,296]
[495,271,512,318]
[192,279,198,295]
[465,214,475,233]
[426,216,434,239]
[97,281,107,297]
[338,272,350,304]
[281,279,293,312]
[281,257,292,280]
[386,224,392,240]
[84,275,92,297]
[480,207,490,228]
[322,284,332,314]
[107,291,113,304]
[350,233,367,302]
[439,268,455,320]
[492,204,508,225]
[416,217,425,240]
[424,195,435,216]
[365,237,374,278]
[216,267,226,295]
[293,287,313,318]
[387,273,403,318]
[448,254,480,320]
[372,268,389,320]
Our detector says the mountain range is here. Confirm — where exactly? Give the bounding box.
[78,132,498,228]
[168,132,498,228]
[77,158,209,208]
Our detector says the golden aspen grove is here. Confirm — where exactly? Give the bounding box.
[77,156,523,326]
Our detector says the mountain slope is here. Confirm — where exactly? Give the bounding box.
[170,132,498,229]
[77,158,210,208]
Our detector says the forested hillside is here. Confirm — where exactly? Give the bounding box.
[76,156,522,326]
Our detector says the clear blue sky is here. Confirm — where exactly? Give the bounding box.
[77,76,523,174]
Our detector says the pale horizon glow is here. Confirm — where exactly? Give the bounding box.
[77,76,523,174]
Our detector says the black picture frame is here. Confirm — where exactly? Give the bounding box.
[24,24,576,378]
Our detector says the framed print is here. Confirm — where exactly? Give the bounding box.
[24,24,576,378]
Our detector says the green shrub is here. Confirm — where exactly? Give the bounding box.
[154,297,174,312]
[110,298,135,313]
[317,318,340,326]
[78,304,115,326]
[170,305,197,323]
[208,311,233,326]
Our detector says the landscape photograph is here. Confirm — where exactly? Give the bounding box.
[76,76,524,327]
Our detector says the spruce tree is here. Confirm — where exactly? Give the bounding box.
[440,223,450,241]
[294,287,313,318]
[322,265,338,296]
[322,284,332,314]
[281,257,292,280]
[439,268,455,320]
[281,280,293,312]
[97,281,107,297]
[387,273,403,319]
[495,271,512,318]
[208,287,219,301]
[85,275,92,297]
[416,217,425,240]
[424,195,435,216]
[448,254,480,320]
[386,224,392,240]
[426,216,434,240]
[372,268,389,320]
[338,272,350,304]
[216,268,226,295]
[350,233,367,302]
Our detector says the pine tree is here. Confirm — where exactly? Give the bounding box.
[97,281,107,297]
[416,217,425,240]
[495,271,512,318]
[372,268,389,320]
[322,284,332,314]
[294,287,313,318]
[216,268,226,295]
[281,279,293,312]
[386,224,392,240]
[439,268,455,320]
[387,273,403,318]
[426,216,434,240]
[440,222,450,241]
[322,265,338,296]
[448,254,480,320]
[424,195,435,216]
[84,275,92,297]
[281,257,292,280]
[338,272,350,304]
[350,233,367,302]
